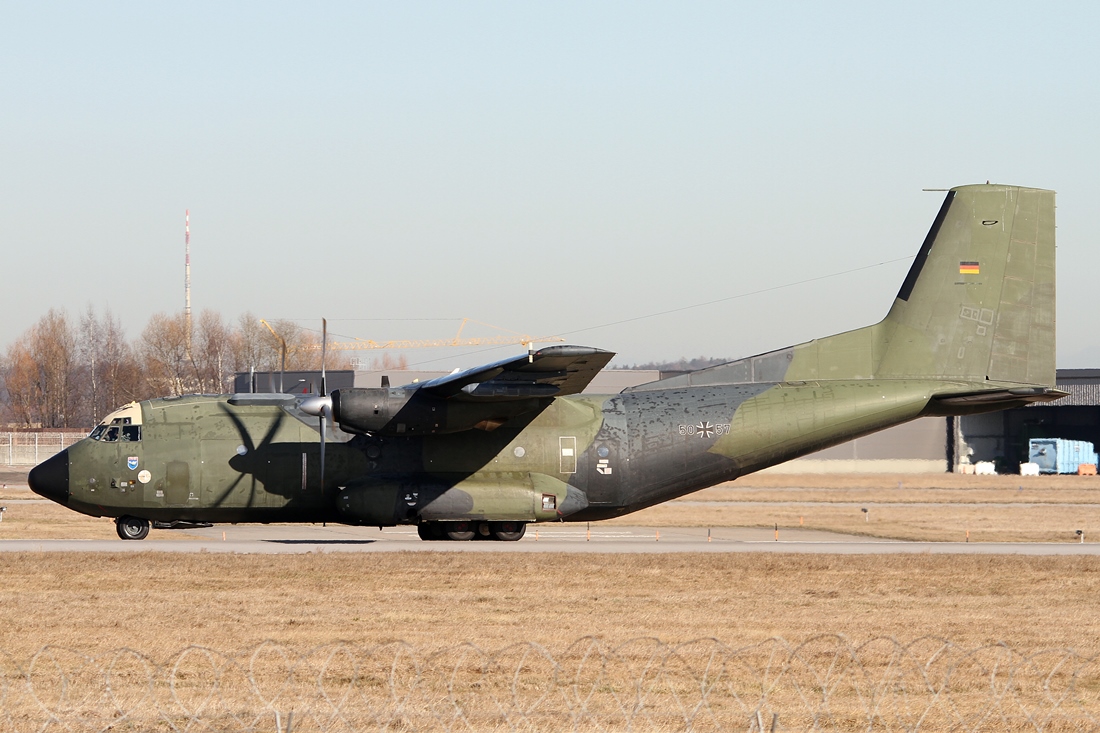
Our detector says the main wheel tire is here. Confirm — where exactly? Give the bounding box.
[491,522,527,542]
[417,522,444,541]
[116,516,150,541]
[444,521,476,541]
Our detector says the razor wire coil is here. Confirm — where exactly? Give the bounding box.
[2,636,1100,731]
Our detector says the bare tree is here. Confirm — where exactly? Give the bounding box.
[140,312,191,397]
[2,337,40,426]
[78,306,146,423]
[233,312,275,373]
[1,310,79,427]
[2,310,364,419]
[192,310,236,393]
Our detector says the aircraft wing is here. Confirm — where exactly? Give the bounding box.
[414,346,615,400]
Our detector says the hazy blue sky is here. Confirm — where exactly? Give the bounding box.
[2,2,1098,370]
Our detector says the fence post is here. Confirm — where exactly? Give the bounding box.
[35,433,38,465]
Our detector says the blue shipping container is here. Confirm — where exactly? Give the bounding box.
[1028,438,1099,474]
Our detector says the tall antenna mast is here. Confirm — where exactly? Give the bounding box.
[184,209,192,358]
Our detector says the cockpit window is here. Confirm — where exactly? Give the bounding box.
[95,425,142,443]
[91,402,143,442]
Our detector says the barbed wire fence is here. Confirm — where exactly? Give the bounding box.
[3,636,1100,732]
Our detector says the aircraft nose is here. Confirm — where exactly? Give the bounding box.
[28,450,70,504]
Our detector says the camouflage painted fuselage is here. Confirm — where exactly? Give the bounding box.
[54,372,1045,527]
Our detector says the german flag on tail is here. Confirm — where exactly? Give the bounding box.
[959,261,980,275]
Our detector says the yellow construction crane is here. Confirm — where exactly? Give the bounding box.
[326,318,563,350]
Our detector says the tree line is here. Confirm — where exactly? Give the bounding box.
[0,308,398,429]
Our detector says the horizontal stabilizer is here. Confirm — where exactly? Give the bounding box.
[928,386,1068,412]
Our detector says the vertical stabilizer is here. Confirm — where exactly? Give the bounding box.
[875,184,1056,386]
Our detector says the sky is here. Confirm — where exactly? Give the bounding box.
[2,1,1098,370]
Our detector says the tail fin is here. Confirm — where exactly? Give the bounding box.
[875,184,1055,385]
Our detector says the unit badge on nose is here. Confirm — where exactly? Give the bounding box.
[126,456,139,471]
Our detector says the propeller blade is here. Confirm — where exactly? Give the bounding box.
[319,405,326,488]
[319,318,328,487]
[321,318,327,399]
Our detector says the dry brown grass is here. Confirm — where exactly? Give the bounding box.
[617,502,1100,542]
[733,472,1100,491]
[5,503,1100,729]
[2,552,1099,658]
[601,473,1100,542]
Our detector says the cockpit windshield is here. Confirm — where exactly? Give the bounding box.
[89,402,143,443]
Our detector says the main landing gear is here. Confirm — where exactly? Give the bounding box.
[115,516,150,540]
[417,521,527,542]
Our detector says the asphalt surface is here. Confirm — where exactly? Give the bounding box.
[2,522,1100,555]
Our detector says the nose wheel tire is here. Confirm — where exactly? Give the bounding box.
[491,522,527,541]
[116,516,150,541]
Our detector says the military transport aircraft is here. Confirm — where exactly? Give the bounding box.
[29,184,1063,541]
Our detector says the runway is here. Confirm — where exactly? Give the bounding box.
[2,523,1099,554]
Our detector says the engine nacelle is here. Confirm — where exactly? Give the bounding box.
[331,388,542,435]
[336,472,589,525]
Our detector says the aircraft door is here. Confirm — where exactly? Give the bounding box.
[200,440,272,508]
[584,397,626,506]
